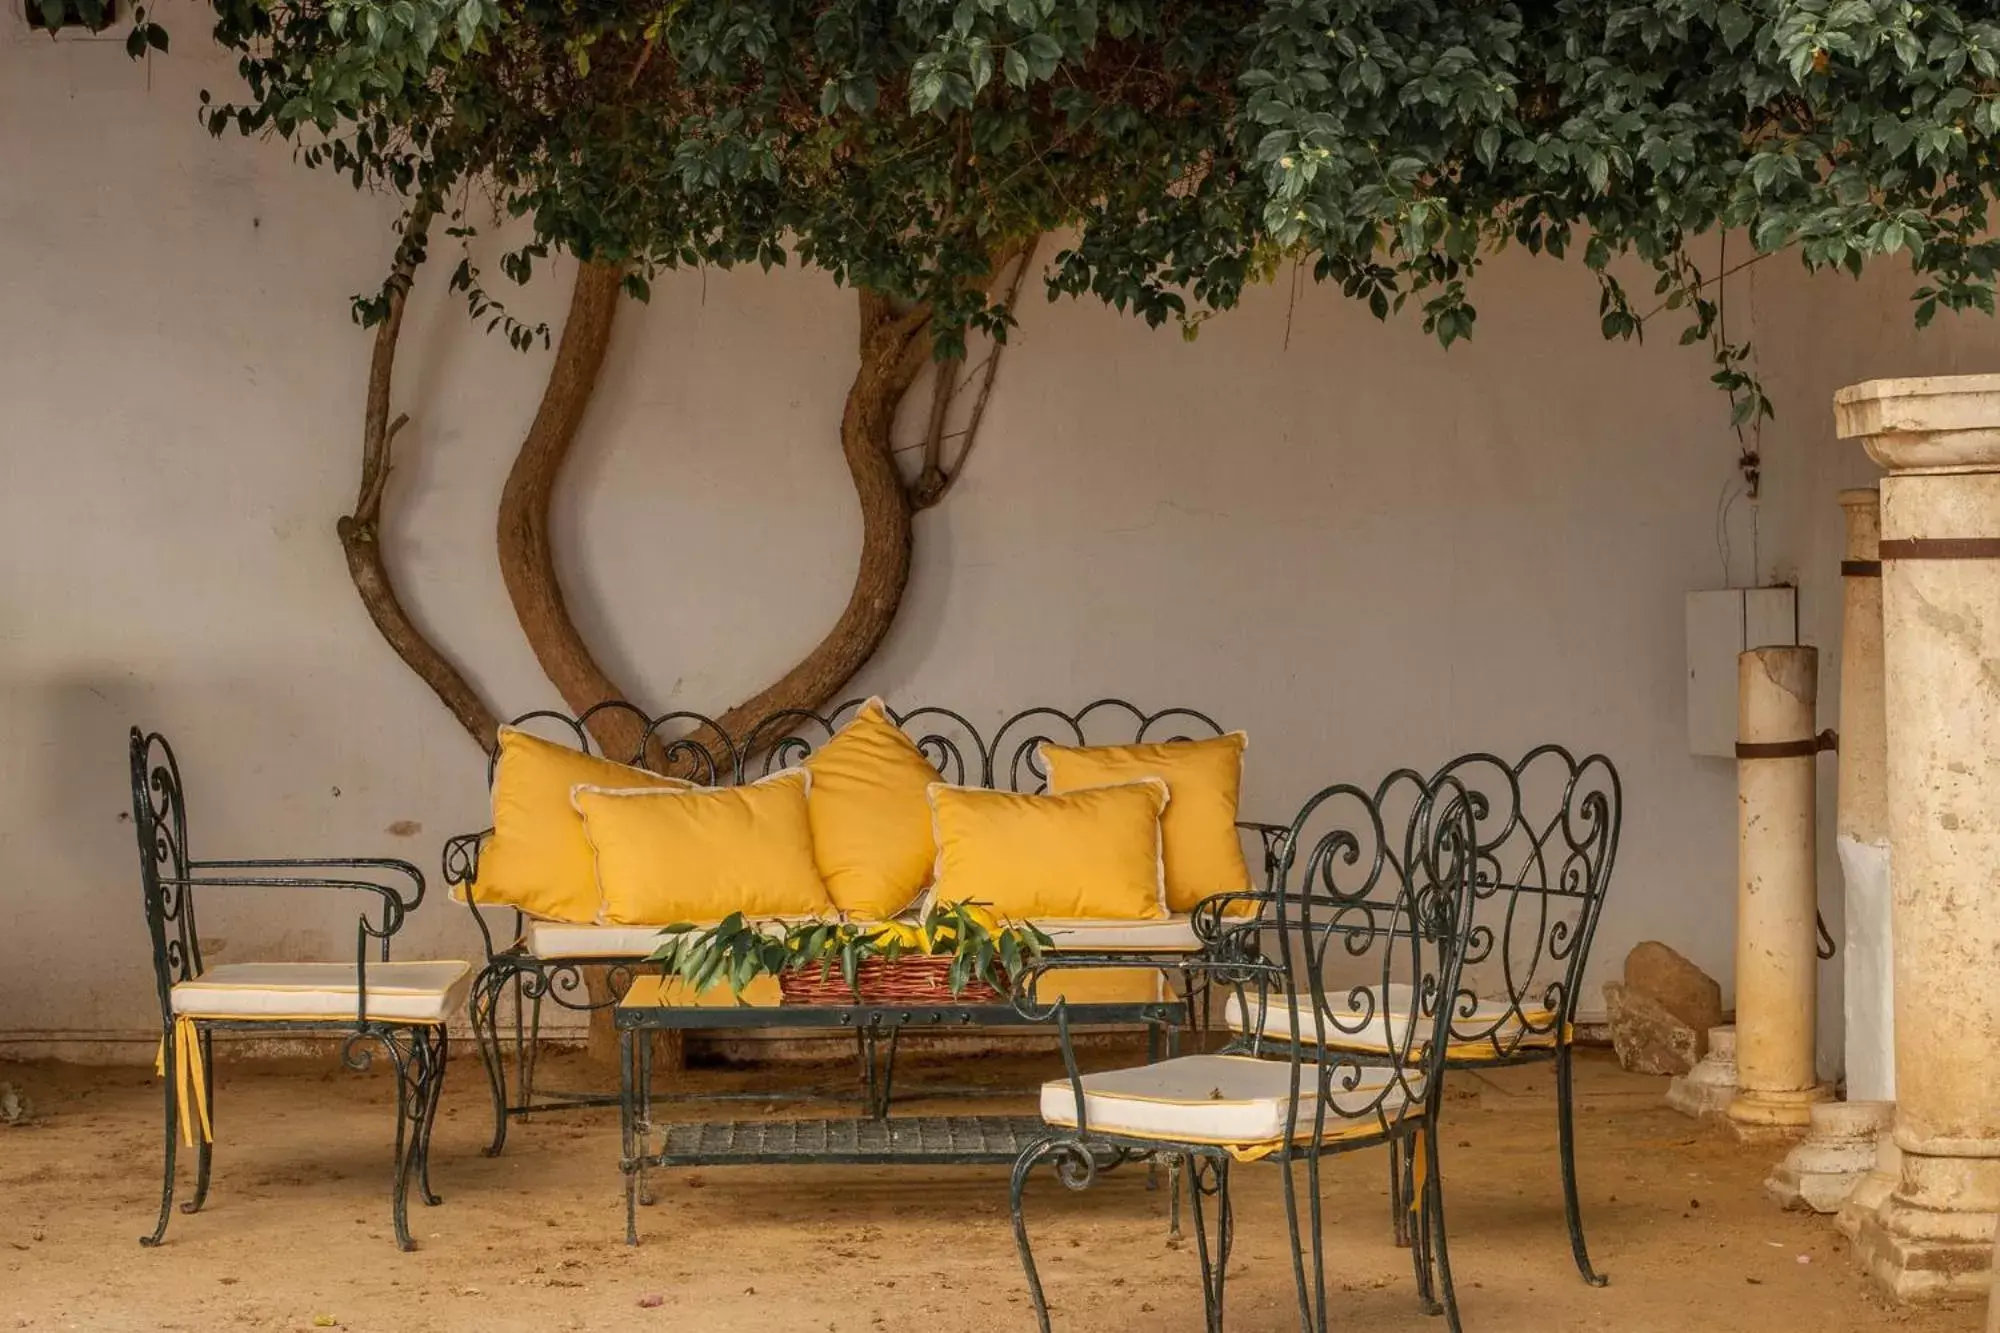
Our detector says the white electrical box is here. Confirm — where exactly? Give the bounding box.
[1686,587,1798,758]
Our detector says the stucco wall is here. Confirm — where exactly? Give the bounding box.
[4,8,1994,1064]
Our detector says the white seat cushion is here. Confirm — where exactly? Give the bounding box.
[171,961,472,1024]
[526,921,680,959]
[1220,983,1557,1056]
[1039,1052,1412,1149]
[1036,915,1201,953]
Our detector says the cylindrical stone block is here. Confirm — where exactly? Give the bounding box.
[1727,646,1828,1135]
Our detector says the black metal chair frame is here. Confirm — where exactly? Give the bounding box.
[1012,769,1482,1333]
[445,698,1258,1156]
[129,729,447,1251]
[1271,746,1622,1287]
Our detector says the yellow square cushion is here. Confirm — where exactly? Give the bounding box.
[1041,733,1253,913]
[574,769,834,925]
[802,698,942,919]
[470,726,692,922]
[926,780,1168,921]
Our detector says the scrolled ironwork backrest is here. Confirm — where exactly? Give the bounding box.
[981,701,1228,793]
[488,698,1229,792]
[1211,770,1478,1141]
[1426,746,1622,1056]
[129,728,200,1029]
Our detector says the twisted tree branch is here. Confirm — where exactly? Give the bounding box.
[337,207,500,753]
[496,261,633,755]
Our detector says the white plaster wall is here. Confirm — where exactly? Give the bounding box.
[5,8,1996,1064]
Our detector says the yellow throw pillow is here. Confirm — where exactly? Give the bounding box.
[802,698,943,919]
[927,780,1169,921]
[470,726,692,922]
[574,769,834,925]
[1040,734,1254,913]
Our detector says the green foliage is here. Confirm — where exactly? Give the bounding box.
[147,2,2000,407]
[647,901,1054,1002]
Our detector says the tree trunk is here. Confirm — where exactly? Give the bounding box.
[491,262,651,1060]
[339,210,499,754]
[495,261,636,756]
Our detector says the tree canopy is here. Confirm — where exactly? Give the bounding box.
[108,0,1985,410]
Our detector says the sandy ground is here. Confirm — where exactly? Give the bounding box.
[0,1046,1982,1333]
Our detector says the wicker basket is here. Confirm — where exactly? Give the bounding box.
[778,954,1005,1005]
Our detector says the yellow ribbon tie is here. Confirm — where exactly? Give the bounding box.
[1226,1141,1279,1164]
[1409,1127,1428,1216]
[153,1017,213,1147]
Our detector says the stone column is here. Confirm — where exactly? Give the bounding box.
[1769,490,1898,1211]
[1726,646,1831,1140]
[1836,487,1895,1102]
[1836,375,2000,1301]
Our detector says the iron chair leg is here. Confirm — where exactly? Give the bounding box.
[1423,1120,1464,1332]
[1011,1140,1060,1333]
[184,1025,215,1215]
[1013,1138,1226,1333]
[387,1032,421,1251]
[1555,1042,1608,1285]
[1278,1150,1331,1333]
[521,984,545,1123]
[1187,1153,1232,1333]
[1405,1129,1440,1315]
[415,1026,447,1207]
[141,1026,180,1247]
[1388,1132,1413,1248]
[472,967,511,1158]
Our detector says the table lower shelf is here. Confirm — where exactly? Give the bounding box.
[643,1113,1051,1166]
[624,1115,1168,1241]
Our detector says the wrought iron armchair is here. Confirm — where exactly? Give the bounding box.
[129,729,466,1250]
[1220,746,1622,1286]
[1011,768,1481,1332]
[445,699,1244,1156]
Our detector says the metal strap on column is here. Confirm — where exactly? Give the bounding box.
[1735,730,1839,760]
[1878,537,2000,561]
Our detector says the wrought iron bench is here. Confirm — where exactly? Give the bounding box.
[129,729,466,1251]
[444,699,1285,1156]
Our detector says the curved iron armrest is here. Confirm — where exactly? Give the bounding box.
[1235,821,1290,885]
[441,830,513,961]
[173,859,425,957]
[441,830,489,889]
[189,857,424,910]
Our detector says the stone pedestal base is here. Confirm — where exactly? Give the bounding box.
[1852,1151,2000,1301]
[1726,1083,1832,1143]
[1666,1026,1738,1119]
[1837,1129,1903,1242]
[1766,1100,1894,1212]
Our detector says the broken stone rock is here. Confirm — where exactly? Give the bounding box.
[1603,980,1701,1076]
[1623,941,1724,1043]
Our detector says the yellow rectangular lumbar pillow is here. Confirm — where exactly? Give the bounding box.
[1040,733,1254,913]
[470,726,692,922]
[926,780,1169,921]
[803,698,942,919]
[574,769,834,925]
